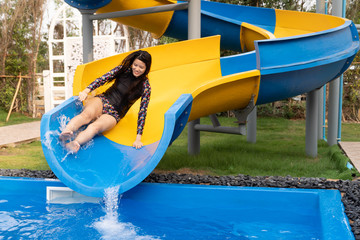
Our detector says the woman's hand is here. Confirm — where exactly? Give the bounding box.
[78,88,90,101]
[133,134,143,149]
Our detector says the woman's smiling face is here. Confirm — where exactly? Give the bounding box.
[131,59,146,77]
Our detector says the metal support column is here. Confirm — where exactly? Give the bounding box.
[316,0,325,140]
[328,0,343,146]
[247,107,257,143]
[328,79,340,146]
[318,88,324,140]
[80,9,96,63]
[306,90,319,157]
[187,0,201,155]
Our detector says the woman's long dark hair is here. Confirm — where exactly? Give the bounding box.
[118,50,152,81]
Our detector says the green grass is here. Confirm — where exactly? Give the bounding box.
[0,114,359,179]
[0,108,40,127]
[0,108,45,170]
[0,141,48,170]
[341,122,360,142]
[157,117,359,179]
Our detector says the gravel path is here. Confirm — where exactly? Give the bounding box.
[1,169,359,239]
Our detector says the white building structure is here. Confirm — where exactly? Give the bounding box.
[44,4,129,112]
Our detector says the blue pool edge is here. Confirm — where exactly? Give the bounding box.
[0,176,355,239]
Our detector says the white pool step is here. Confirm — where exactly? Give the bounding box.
[46,186,101,204]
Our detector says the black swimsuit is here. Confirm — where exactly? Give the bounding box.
[86,66,151,135]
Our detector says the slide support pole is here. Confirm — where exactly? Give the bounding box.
[316,0,326,141]
[306,90,319,157]
[80,9,96,63]
[187,0,201,155]
[246,107,257,143]
[328,0,344,146]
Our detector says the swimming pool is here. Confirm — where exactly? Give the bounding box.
[0,177,354,239]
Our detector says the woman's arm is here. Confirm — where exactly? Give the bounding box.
[79,65,122,101]
[133,79,151,149]
[78,88,91,101]
[132,134,143,149]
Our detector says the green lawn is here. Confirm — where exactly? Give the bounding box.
[0,141,49,170]
[0,112,359,179]
[157,117,359,179]
[0,108,40,127]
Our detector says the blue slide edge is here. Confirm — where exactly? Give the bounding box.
[40,94,193,197]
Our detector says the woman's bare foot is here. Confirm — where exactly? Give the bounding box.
[59,129,73,142]
[65,140,80,153]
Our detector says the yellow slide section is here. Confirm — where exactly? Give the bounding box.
[73,36,260,146]
[274,9,346,38]
[97,0,177,38]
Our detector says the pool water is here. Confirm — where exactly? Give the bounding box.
[0,177,354,240]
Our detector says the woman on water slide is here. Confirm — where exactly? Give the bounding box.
[59,50,152,153]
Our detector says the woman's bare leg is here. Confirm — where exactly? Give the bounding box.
[65,114,117,153]
[60,97,103,140]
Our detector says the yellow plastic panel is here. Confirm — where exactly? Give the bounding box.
[274,9,346,38]
[240,22,275,51]
[73,36,222,146]
[73,36,221,96]
[97,0,177,38]
[73,35,260,146]
[106,58,223,146]
[190,70,260,121]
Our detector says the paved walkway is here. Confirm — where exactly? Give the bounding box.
[0,121,41,147]
[339,142,360,171]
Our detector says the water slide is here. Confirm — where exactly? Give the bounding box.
[41,0,359,197]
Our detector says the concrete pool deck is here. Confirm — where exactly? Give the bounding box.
[0,121,40,147]
[339,142,360,171]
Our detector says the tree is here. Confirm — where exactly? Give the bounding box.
[0,0,47,114]
[0,0,27,75]
[210,0,309,10]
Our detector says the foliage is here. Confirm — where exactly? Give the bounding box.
[257,100,305,119]
[210,0,309,10]
[0,108,39,126]
[346,0,360,24]
[126,26,158,50]
[158,36,179,45]
[343,0,360,122]
[343,53,360,121]
[0,77,30,113]
[0,0,46,113]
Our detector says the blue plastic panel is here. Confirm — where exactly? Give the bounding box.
[220,51,257,76]
[257,59,348,104]
[255,21,359,104]
[255,21,359,74]
[41,95,193,197]
[64,0,111,10]
[166,1,275,51]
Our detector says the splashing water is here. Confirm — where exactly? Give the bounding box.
[57,115,70,132]
[81,139,94,151]
[43,113,95,162]
[75,99,84,107]
[61,151,76,162]
[42,130,60,150]
[93,186,160,240]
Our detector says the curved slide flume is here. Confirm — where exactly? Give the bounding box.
[41,36,259,197]
[42,0,359,197]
